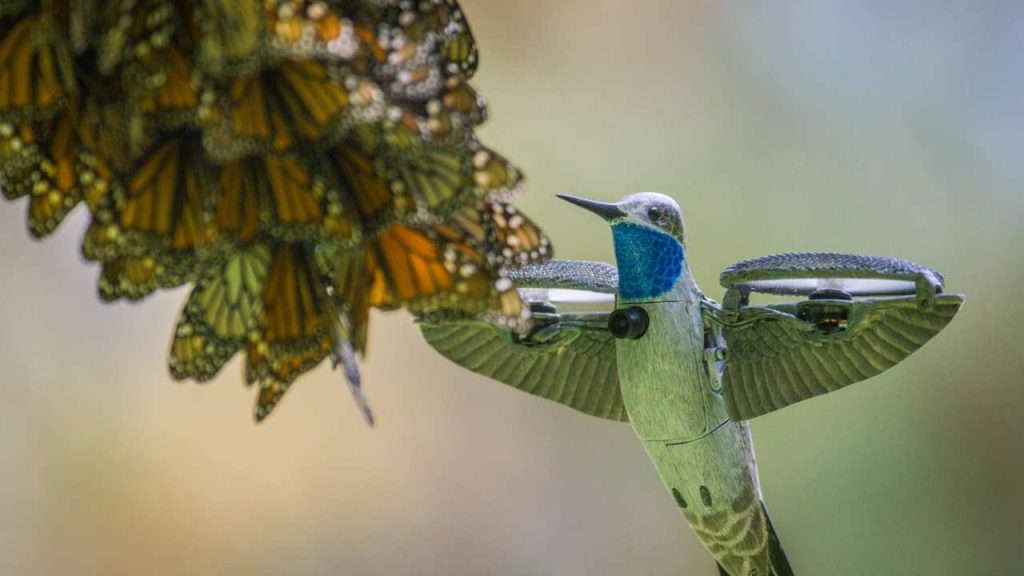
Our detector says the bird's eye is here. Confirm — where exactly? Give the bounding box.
[647,205,666,223]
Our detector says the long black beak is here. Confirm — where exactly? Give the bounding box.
[556,194,625,221]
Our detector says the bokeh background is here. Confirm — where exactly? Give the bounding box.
[2,2,1022,575]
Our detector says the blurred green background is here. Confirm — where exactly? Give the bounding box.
[1,2,1022,575]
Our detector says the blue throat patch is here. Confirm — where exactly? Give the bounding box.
[612,222,684,300]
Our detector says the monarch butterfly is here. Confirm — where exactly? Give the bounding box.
[132,45,205,129]
[83,135,219,299]
[0,102,85,237]
[247,243,337,420]
[1,0,550,421]
[195,0,365,77]
[207,59,375,159]
[394,0,479,78]
[99,256,163,302]
[418,78,488,143]
[330,130,521,229]
[171,243,271,382]
[95,0,183,76]
[214,154,351,244]
[0,14,75,122]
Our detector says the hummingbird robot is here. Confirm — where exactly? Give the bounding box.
[421,192,964,576]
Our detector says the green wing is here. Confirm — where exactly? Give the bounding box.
[420,259,627,421]
[709,294,964,420]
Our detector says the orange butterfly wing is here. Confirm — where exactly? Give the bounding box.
[1,0,552,422]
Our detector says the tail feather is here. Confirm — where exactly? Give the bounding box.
[714,507,793,575]
[704,500,794,575]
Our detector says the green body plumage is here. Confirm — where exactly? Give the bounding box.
[621,293,787,573]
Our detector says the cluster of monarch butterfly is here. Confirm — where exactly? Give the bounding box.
[0,0,550,421]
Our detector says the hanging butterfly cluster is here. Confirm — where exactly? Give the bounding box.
[0,0,550,421]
